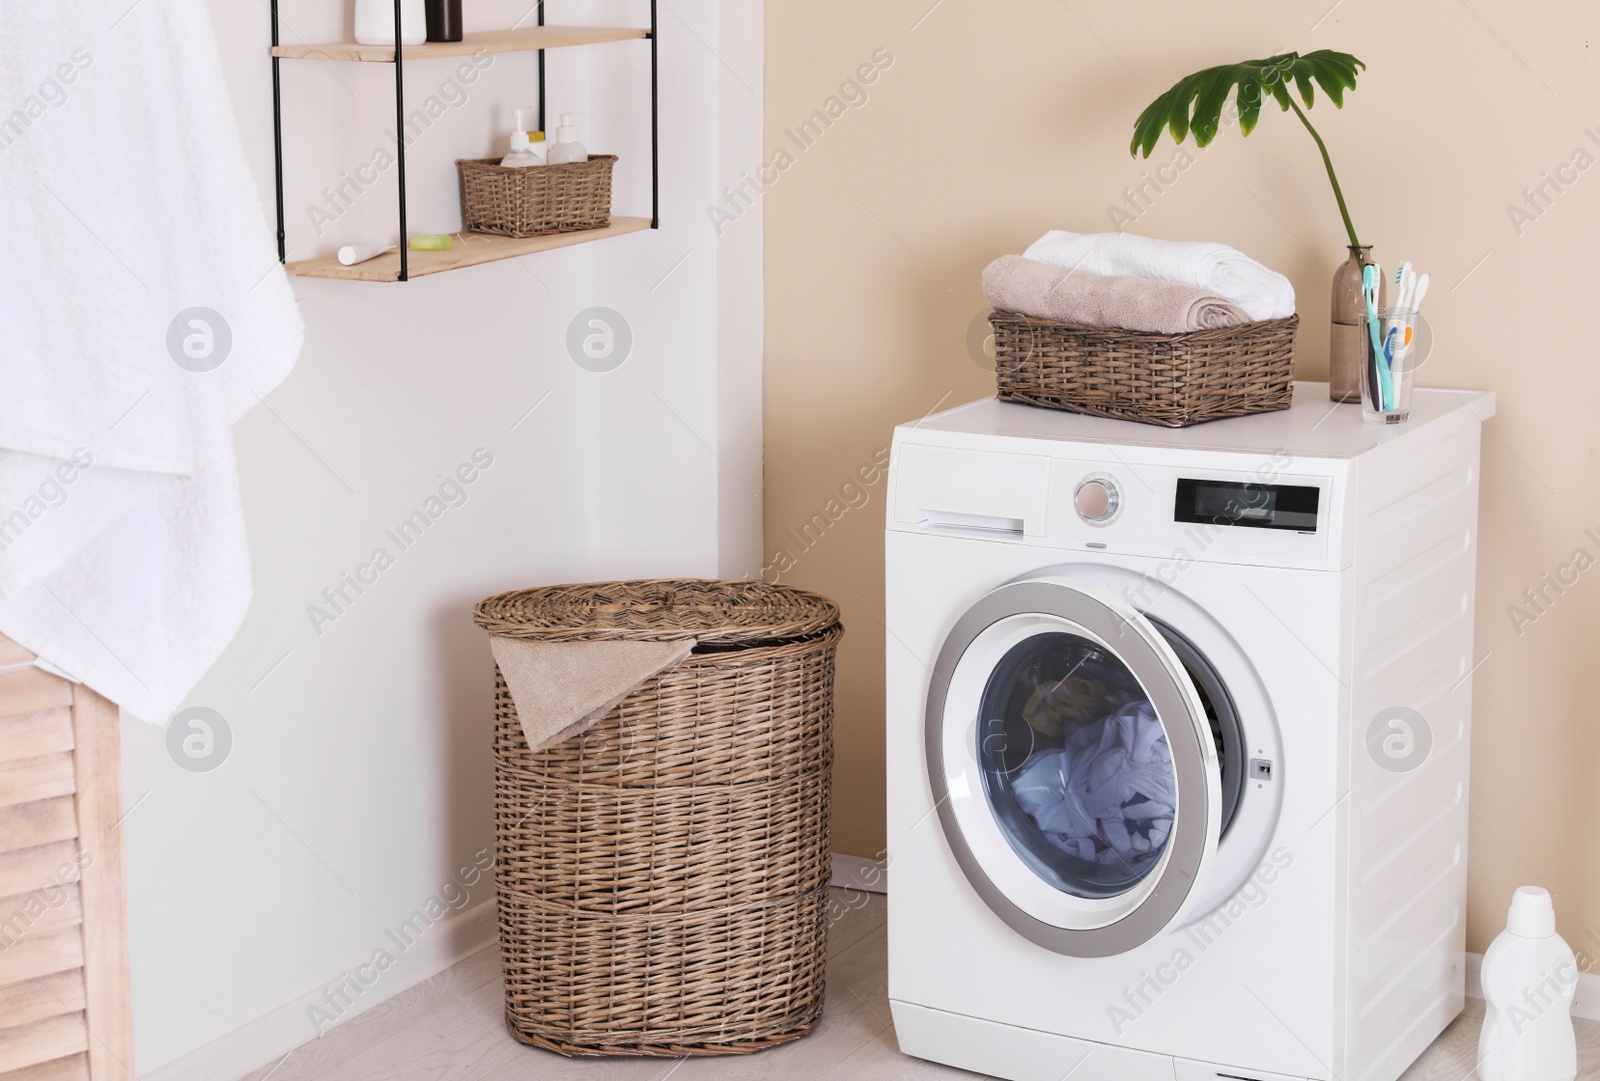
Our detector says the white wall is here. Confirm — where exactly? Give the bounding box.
[118,0,761,1071]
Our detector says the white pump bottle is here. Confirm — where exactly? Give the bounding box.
[1478,887,1579,1081]
[500,107,546,167]
[546,113,588,166]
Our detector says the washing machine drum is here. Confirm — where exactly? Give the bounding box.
[926,577,1237,957]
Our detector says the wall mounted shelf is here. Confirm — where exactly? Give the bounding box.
[285,217,652,281]
[269,1,659,282]
[270,25,649,63]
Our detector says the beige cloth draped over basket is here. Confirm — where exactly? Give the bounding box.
[473,579,841,1057]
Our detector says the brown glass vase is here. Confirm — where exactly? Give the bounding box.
[1329,245,1374,402]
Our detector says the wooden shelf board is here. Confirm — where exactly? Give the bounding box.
[272,25,649,63]
[285,218,653,281]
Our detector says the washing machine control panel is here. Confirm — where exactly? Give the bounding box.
[1045,459,1334,566]
[886,441,1336,568]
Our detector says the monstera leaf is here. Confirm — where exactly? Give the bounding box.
[1130,51,1367,249]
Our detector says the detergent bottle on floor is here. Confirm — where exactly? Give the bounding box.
[1478,887,1578,1081]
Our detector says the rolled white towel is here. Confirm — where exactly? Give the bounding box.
[982,256,1250,333]
[1024,230,1295,322]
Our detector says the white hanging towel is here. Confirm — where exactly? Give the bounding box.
[1024,230,1296,322]
[0,0,304,721]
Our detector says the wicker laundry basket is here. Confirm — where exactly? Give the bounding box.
[990,310,1298,427]
[473,579,841,1057]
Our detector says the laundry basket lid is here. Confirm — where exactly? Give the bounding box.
[473,579,840,646]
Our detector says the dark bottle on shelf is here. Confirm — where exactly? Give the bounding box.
[425,0,463,42]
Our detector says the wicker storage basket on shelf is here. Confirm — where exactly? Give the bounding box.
[457,154,616,238]
[989,311,1299,428]
[473,579,841,1057]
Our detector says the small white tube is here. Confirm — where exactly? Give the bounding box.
[338,244,396,266]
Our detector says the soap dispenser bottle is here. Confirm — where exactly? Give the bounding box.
[546,113,588,165]
[1478,887,1579,1081]
[500,131,546,168]
[499,107,546,167]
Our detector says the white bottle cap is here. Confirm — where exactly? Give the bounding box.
[1507,886,1557,938]
[512,106,538,134]
[556,113,579,142]
[509,131,531,150]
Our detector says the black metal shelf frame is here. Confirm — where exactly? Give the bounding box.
[269,0,660,282]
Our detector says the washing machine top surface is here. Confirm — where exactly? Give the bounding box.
[905,381,1493,461]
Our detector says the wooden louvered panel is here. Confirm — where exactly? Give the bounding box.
[0,970,86,1030]
[0,844,81,902]
[0,1054,90,1081]
[0,756,76,810]
[0,886,83,943]
[0,710,73,767]
[0,644,130,1081]
[0,1014,89,1075]
[67,683,131,1081]
[0,670,71,721]
[0,927,82,988]
[0,800,78,857]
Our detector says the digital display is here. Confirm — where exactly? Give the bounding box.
[1173,478,1320,532]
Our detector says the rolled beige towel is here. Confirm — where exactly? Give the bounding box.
[982,255,1252,334]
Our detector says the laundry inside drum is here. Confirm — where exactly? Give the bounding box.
[976,632,1177,900]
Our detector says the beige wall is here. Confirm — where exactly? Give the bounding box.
[764,1,1600,954]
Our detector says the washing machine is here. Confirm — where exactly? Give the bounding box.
[884,383,1493,1081]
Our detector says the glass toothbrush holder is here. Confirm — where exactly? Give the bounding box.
[1362,307,1418,424]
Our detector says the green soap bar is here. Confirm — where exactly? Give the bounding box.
[409,234,454,252]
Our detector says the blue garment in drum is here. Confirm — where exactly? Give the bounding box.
[1011,701,1176,868]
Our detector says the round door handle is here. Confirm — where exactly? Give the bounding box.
[1075,475,1121,524]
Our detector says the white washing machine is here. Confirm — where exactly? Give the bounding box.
[884,383,1493,1081]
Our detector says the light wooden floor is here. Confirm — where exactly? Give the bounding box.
[239,891,1600,1081]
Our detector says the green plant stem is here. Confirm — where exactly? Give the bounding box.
[1286,96,1361,250]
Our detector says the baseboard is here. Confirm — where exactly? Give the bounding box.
[1464,951,1600,1020]
[142,899,498,1081]
[831,853,888,894]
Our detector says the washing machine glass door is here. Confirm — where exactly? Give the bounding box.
[926,578,1222,957]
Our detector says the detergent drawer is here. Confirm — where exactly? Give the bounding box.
[891,443,1051,537]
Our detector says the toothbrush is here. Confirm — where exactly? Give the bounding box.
[1385,324,1405,403]
[1386,265,1414,391]
[1395,272,1430,399]
[1385,263,1413,362]
[1364,264,1391,410]
[1388,263,1412,315]
[1362,265,1379,405]
[1383,263,1409,334]
[1394,272,1430,359]
[1397,265,1418,318]
[1409,273,1431,329]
